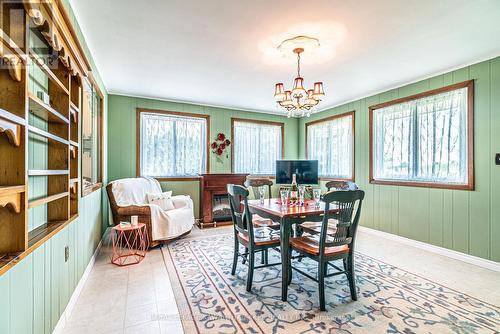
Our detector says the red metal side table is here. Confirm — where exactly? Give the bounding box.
[110,223,149,266]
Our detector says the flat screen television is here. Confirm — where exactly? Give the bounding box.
[276,160,319,184]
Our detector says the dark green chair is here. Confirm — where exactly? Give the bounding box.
[227,184,281,292]
[300,181,359,235]
[289,189,365,311]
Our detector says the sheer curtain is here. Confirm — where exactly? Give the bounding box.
[140,113,207,177]
[373,87,467,184]
[233,121,282,175]
[307,114,353,178]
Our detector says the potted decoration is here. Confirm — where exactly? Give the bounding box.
[211,133,231,163]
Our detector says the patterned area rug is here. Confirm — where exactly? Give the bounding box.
[162,234,500,334]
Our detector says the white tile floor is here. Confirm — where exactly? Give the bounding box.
[63,237,183,334]
[62,227,500,334]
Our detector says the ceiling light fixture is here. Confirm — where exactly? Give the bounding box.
[274,35,324,117]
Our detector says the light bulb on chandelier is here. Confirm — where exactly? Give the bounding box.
[274,36,324,118]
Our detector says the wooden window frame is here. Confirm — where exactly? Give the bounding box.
[305,111,356,182]
[136,108,210,181]
[81,73,103,197]
[369,80,474,190]
[230,118,285,177]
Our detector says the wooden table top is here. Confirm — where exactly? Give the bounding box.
[247,199,336,218]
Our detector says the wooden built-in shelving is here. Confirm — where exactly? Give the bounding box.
[28,125,69,145]
[28,50,70,96]
[0,185,25,213]
[28,169,69,176]
[28,93,69,124]
[28,192,69,209]
[0,0,88,276]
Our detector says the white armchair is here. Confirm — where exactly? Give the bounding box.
[106,177,194,247]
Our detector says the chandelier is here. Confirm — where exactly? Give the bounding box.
[274,36,325,117]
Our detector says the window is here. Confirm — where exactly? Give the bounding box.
[306,111,355,180]
[82,77,103,195]
[137,109,209,178]
[370,81,473,189]
[232,119,284,175]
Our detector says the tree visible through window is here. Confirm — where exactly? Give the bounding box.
[232,119,283,175]
[306,112,354,179]
[370,81,473,189]
[139,111,208,177]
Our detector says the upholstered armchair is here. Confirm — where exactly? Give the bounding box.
[106,177,194,247]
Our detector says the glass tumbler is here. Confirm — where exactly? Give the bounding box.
[258,186,265,204]
[313,188,321,208]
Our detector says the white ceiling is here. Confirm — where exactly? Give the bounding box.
[69,0,500,114]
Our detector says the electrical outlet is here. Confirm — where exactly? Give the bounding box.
[496,153,500,165]
[65,246,69,262]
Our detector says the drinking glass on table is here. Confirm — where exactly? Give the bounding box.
[280,189,289,207]
[298,185,305,206]
[313,188,321,208]
[258,186,265,204]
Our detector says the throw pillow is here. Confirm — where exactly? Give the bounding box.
[147,191,175,211]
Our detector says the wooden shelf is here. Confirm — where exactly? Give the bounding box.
[70,102,79,113]
[0,28,27,59]
[69,108,77,123]
[69,178,78,194]
[70,145,77,159]
[28,94,69,124]
[28,169,69,176]
[0,117,22,147]
[28,125,69,145]
[0,108,25,126]
[28,192,69,209]
[28,50,70,96]
[0,214,79,276]
[0,185,25,213]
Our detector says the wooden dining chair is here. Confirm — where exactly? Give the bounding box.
[289,189,365,311]
[227,184,282,291]
[245,178,278,229]
[300,181,359,235]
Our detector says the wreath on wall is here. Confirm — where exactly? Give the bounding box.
[211,133,231,163]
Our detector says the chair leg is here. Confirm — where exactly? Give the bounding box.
[318,260,326,311]
[264,249,269,265]
[242,247,248,264]
[261,249,265,264]
[231,240,239,276]
[347,254,357,301]
[246,250,255,292]
[287,246,293,285]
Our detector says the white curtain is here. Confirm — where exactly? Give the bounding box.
[307,114,353,178]
[140,113,207,177]
[233,121,282,175]
[373,87,467,184]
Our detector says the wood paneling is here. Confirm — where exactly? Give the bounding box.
[298,56,500,262]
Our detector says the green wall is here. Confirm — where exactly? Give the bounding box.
[0,1,108,333]
[107,95,300,217]
[298,56,500,263]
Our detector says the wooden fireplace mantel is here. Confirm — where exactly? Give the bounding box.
[200,173,248,228]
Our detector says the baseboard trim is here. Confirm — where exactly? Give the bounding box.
[52,239,103,334]
[358,226,500,272]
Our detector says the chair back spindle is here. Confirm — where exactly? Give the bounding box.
[227,184,254,242]
[318,190,365,255]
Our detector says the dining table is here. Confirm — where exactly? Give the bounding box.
[246,198,339,301]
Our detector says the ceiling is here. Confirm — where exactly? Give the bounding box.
[69,0,500,114]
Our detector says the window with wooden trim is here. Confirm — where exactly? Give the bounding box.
[306,111,355,180]
[137,110,209,178]
[81,77,103,195]
[369,81,474,189]
[232,119,284,175]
